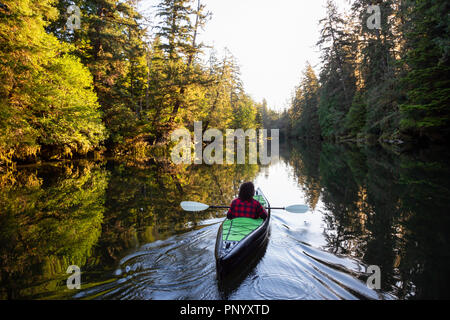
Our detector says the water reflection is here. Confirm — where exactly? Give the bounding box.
[0,142,449,299]
[0,160,259,299]
[0,161,107,299]
[283,141,450,299]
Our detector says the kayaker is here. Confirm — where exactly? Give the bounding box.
[227,182,268,220]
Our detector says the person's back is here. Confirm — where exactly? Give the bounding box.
[227,182,267,220]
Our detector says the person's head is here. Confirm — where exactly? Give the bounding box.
[238,182,255,201]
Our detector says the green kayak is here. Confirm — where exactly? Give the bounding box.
[215,188,271,279]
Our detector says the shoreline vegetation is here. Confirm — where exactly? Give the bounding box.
[1,0,449,170]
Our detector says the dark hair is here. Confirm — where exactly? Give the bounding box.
[238,182,255,201]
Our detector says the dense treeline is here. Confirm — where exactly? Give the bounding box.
[286,0,450,145]
[1,0,448,166]
[0,0,263,165]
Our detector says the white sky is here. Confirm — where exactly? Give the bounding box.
[140,0,336,111]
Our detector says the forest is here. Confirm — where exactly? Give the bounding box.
[284,0,449,145]
[1,0,449,169]
[0,0,265,168]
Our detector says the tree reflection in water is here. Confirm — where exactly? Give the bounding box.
[0,142,449,299]
[0,159,259,299]
[285,141,450,299]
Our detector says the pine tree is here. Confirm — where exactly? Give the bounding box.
[201,51,241,131]
[317,0,357,139]
[351,0,402,140]
[290,63,320,139]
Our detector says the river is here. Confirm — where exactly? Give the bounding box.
[1,141,449,299]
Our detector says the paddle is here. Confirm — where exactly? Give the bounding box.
[180,201,309,213]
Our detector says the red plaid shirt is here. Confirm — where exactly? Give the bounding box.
[227,198,268,220]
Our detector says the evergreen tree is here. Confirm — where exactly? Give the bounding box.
[290,63,320,139]
[352,0,402,140]
[399,0,450,141]
[201,51,241,131]
[231,92,257,130]
[344,91,367,138]
[316,0,357,139]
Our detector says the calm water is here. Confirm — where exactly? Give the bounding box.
[1,141,449,299]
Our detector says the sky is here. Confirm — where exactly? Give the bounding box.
[141,0,333,111]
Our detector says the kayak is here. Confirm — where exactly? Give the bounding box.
[215,188,271,279]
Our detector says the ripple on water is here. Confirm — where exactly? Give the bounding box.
[73,214,391,300]
[77,223,221,300]
[245,273,319,300]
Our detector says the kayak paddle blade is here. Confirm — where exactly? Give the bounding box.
[180,201,210,212]
[284,204,309,213]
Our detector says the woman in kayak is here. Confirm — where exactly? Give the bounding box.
[227,182,268,220]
